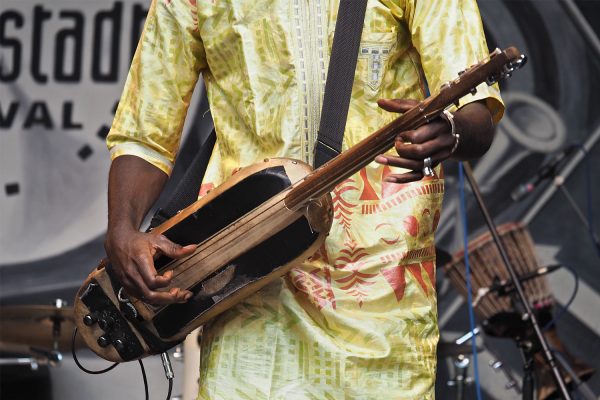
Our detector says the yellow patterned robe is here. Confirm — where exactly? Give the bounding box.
[107,0,503,398]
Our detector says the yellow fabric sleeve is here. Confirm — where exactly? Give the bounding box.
[403,0,504,123]
[106,0,206,175]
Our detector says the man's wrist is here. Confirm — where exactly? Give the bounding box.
[107,218,141,238]
[448,101,494,160]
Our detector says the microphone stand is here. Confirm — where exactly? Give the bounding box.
[461,162,571,400]
[522,124,600,226]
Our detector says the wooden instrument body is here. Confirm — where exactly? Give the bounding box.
[74,158,333,362]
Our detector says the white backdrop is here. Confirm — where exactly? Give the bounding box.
[1,0,149,264]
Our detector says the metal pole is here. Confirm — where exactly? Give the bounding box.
[558,0,600,61]
[462,162,572,400]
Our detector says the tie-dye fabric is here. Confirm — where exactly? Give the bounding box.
[107,0,503,398]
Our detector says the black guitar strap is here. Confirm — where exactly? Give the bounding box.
[313,0,368,168]
[148,129,216,229]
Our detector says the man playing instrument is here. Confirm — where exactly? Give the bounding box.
[105,0,503,398]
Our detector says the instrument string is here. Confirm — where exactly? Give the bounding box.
[151,53,513,301]
[157,112,425,298]
[159,191,298,289]
[159,126,408,292]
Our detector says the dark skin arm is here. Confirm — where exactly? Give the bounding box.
[375,99,495,182]
[105,155,196,305]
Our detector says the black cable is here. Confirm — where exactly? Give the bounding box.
[544,265,579,330]
[166,377,173,400]
[138,359,149,400]
[71,328,119,374]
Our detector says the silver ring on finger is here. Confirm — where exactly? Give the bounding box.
[422,156,434,177]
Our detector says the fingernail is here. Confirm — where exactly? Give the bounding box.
[375,155,387,164]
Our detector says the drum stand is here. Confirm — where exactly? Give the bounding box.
[520,340,536,400]
[461,162,571,400]
[444,329,481,400]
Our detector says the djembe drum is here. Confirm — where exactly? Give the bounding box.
[443,222,594,400]
[444,222,553,321]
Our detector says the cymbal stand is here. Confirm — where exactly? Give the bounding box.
[51,299,67,357]
[519,340,536,400]
[447,328,480,400]
[0,357,43,370]
[461,162,571,400]
[0,347,62,370]
[447,355,472,400]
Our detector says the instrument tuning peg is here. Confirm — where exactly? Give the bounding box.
[513,54,528,69]
[486,73,500,86]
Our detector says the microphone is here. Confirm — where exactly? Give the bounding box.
[511,145,577,201]
[472,264,562,307]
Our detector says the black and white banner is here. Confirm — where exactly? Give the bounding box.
[0,1,150,264]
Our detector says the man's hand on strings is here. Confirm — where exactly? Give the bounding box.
[374,98,456,183]
[374,98,495,183]
[105,228,197,305]
[105,155,197,306]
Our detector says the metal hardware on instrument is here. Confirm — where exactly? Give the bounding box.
[486,54,527,85]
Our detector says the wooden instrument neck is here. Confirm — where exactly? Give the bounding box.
[284,47,522,210]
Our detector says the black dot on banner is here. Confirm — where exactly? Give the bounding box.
[97,125,110,140]
[5,183,19,196]
[78,145,93,160]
